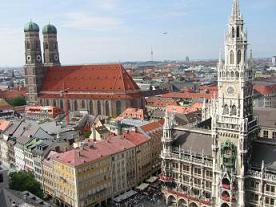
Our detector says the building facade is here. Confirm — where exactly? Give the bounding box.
[161,1,276,207]
[24,23,144,117]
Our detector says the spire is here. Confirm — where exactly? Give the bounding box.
[231,0,241,20]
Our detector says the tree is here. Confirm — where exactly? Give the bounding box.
[9,171,44,198]
[7,96,26,106]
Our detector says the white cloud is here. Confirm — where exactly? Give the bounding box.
[61,12,123,30]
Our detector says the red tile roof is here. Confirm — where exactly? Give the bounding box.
[115,108,146,121]
[124,132,148,146]
[54,136,136,167]
[166,102,203,114]
[0,88,26,99]
[0,120,11,132]
[140,121,163,133]
[254,84,276,95]
[40,64,143,99]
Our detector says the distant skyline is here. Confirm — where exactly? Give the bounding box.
[0,0,276,66]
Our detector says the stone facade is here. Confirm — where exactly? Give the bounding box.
[161,1,276,207]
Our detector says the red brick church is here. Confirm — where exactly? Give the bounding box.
[24,21,144,117]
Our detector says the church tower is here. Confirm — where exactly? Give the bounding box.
[212,0,259,206]
[24,21,44,105]
[42,24,60,66]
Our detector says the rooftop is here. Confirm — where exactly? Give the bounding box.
[40,64,142,100]
[172,129,212,156]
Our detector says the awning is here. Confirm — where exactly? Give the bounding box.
[146,176,158,183]
[113,190,137,203]
[135,183,149,191]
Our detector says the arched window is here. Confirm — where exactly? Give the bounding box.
[231,105,237,115]
[97,101,101,115]
[105,101,110,116]
[223,105,229,115]
[116,101,121,115]
[60,99,63,109]
[90,101,93,114]
[230,50,234,64]
[46,99,49,106]
[53,99,56,107]
[74,100,78,111]
[81,100,85,109]
[237,50,241,64]
[231,71,234,78]
[236,26,240,38]
[232,27,235,38]
[26,42,30,50]
[235,71,239,79]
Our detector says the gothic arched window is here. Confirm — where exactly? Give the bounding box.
[237,50,242,64]
[26,42,30,50]
[231,105,237,115]
[230,50,234,64]
[235,71,239,79]
[81,100,85,109]
[223,105,229,115]
[97,100,101,115]
[116,101,121,115]
[232,27,235,38]
[236,26,240,38]
[105,101,110,116]
[90,101,93,114]
[60,99,63,109]
[74,100,78,111]
[231,71,234,78]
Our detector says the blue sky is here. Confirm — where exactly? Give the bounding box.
[0,0,276,66]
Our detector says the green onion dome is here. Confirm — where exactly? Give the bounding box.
[42,24,57,34]
[24,21,39,32]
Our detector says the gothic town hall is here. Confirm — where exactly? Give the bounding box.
[161,1,276,207]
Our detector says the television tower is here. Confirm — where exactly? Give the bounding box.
[151,47,154,62]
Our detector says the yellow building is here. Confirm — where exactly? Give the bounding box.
[43,122,163,207]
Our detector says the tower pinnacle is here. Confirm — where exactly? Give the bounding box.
[231,0,241,20]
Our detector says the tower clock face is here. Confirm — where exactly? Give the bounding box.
[227,86,234,95]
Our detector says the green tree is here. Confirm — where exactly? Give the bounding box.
[7,96,26,106]
[9,171,44,198]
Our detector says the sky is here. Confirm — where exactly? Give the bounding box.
[0,0,276,66]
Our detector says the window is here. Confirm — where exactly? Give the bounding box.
[105,101,110,116]
[273,132,276,139]
[237,50,242,64]
[230,50,234,64]
[90,101,93,114]
[250,180,259,189]
[223,105,229,115]
[194,168,201,175]
[74,100,78,111]
[232,27,235,38]
[266,184,275,193]
[182,165,189,172]
[206,181,212,189]
[116,101,121,115]
[97,101,101,115]
[265,197,275,205]
[194,178,201,186]
[237,26,240,38]
[206,170,212,178]
[263,131,268,138]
